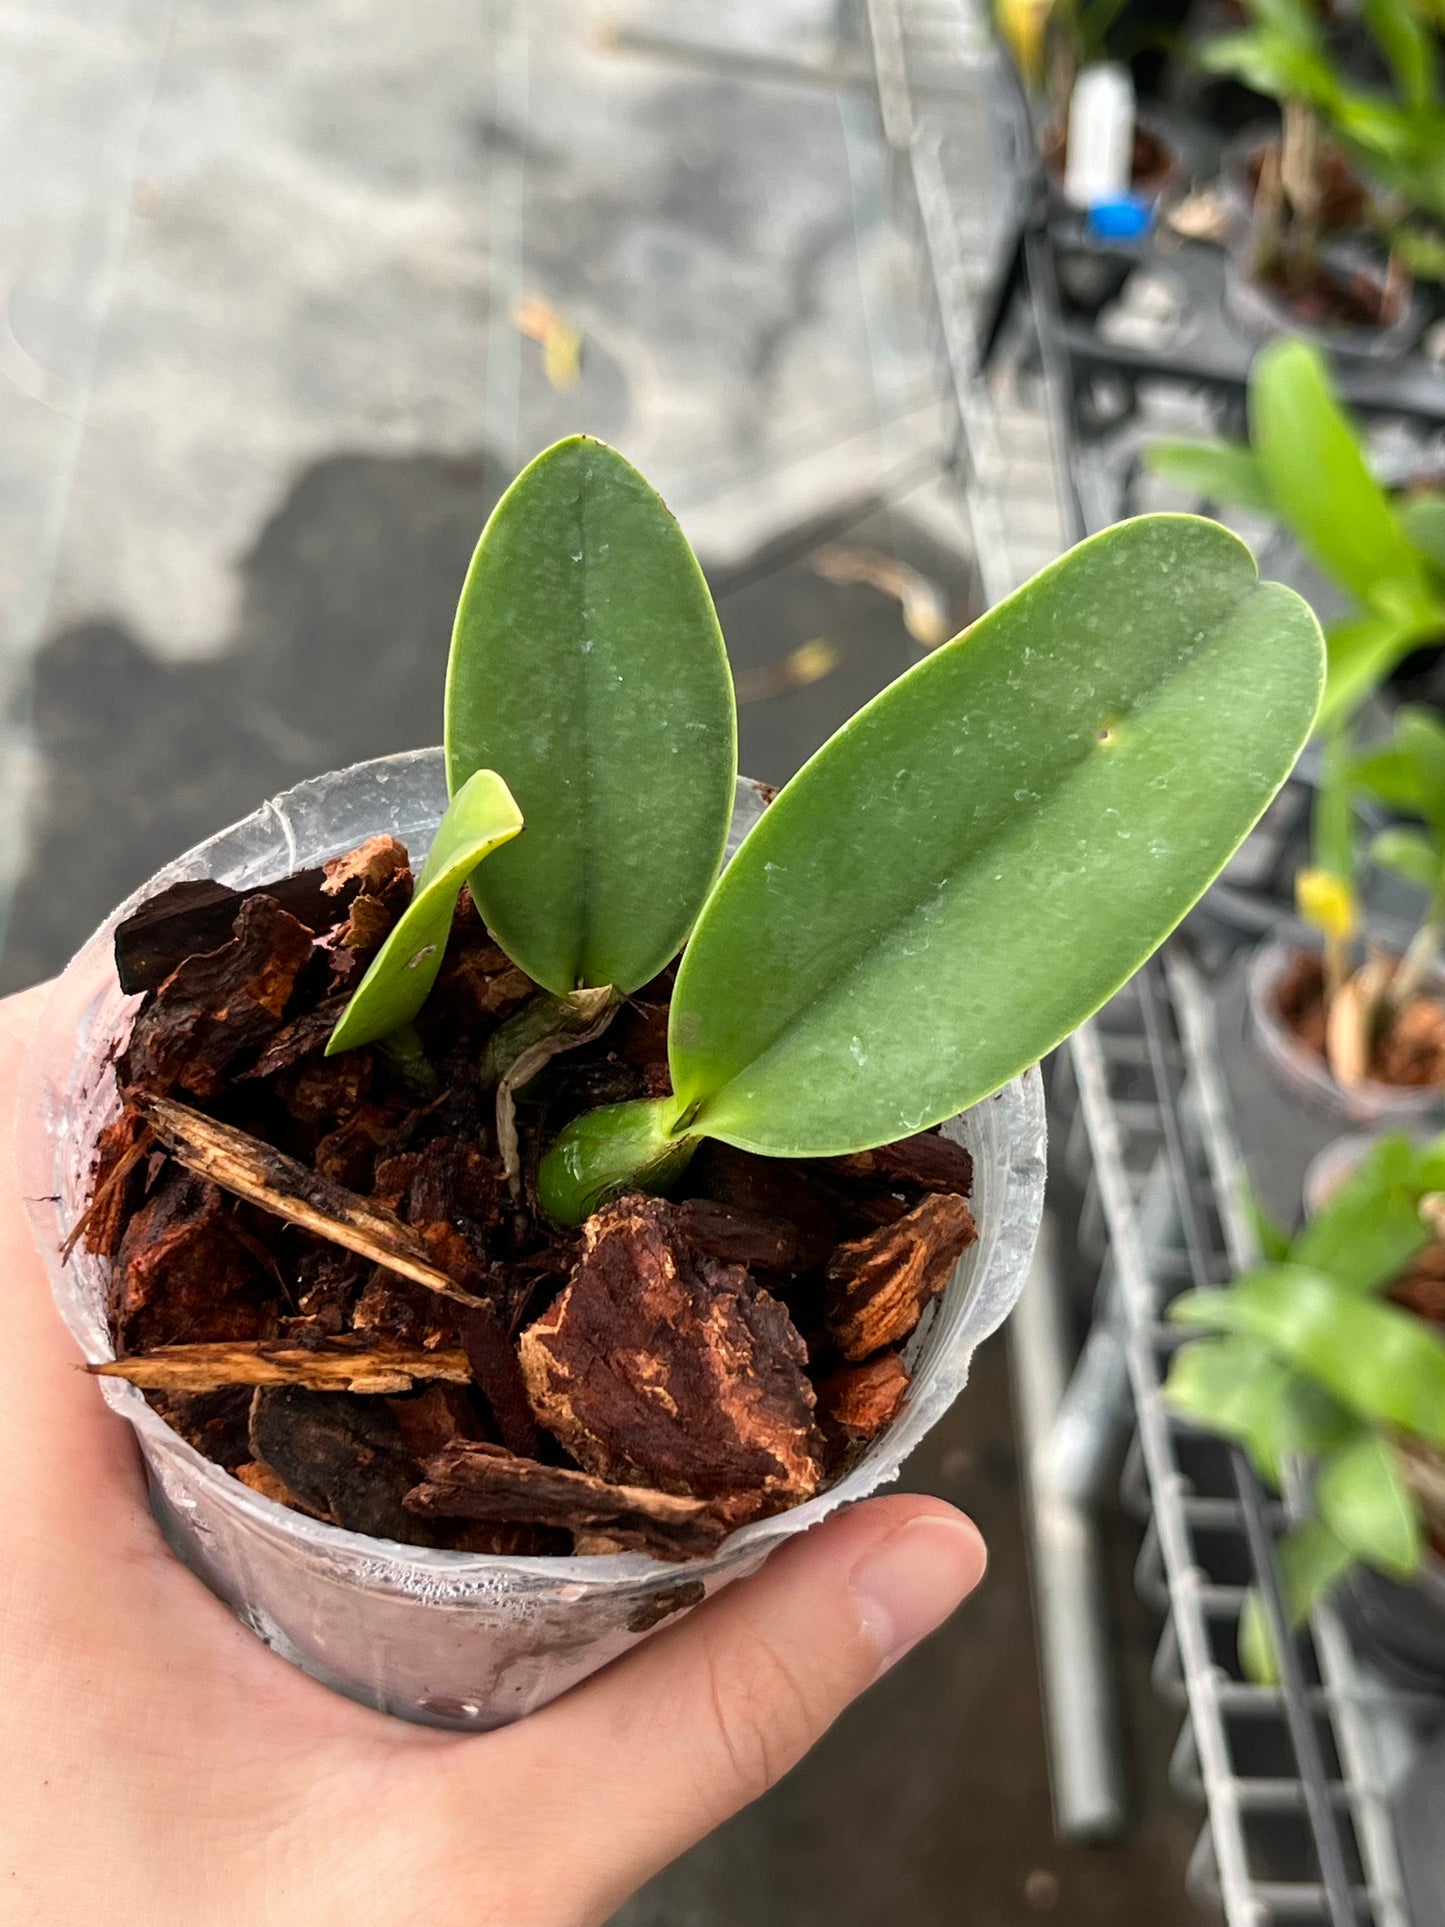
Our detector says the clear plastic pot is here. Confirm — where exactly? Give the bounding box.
[1247,932,1445,1128]
[20,749,1047,1730]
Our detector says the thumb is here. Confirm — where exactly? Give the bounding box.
[489,1495,985,1924]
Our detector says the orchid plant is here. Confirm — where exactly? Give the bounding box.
[1167,1133,1445,1680]
[1149,338,1445,1038]
[326,435,1324,1226]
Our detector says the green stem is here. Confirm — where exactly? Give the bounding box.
[537,1095,701,1227]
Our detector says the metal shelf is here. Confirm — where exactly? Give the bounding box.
[861,1,1445,1917]
[1058,955,1442,1925]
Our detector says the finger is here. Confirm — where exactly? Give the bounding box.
[461,1496,985,1923]
[0,981,148,1527]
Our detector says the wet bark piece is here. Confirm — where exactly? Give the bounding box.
[148,1386,255,1469]
[375,1137,503,1236]
[386,1384,484,1460]
[321,835,410,901]
[113,869,338,996]
[121,896,317,1098]
[235,1459,323,1515]
[271,1049,374,1127]
[240,1003,346,1080]
[519,1194,824,1515]
[433,905,535,1028]
[670,1199,811,1273]
[71,1109,153,1260]
[314,1105,395,1191]
[823,1130,974,1196]
[113,1165,272,1352]
[456,1299,542,1459]
[825,1192,978,1362]
[690,1142,843,1270]
[818,1351,910,1439]
[134,1096,484,1306]
[250,1386,436,1543]
[93,1338,471,1394]
[405,1440,731,1560]
[325,841,414,963]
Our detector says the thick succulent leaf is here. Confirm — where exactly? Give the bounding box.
[668,515,1323,1157]
[1239,1519,1355,1686]
[1399,494,1445,574]
[1174,1266,1445,1445]
[445,435,737,996]
[1250,338,1430,614]
[1317,1432,1423,1577]
[1289,1131,1433,1293]
[1145,440,1276,515]
[1165,1337,1355,1485]
[326,771,522,1054]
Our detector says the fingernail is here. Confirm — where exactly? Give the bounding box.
[849,1514,987,1673]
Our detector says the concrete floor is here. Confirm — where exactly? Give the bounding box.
[1,3,1208,1919]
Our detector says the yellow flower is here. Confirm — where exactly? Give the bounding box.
[1296,868,1357,942]
[996,0,1053,89]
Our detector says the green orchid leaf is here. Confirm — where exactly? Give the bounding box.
[1399,706,1445,842]
[1239,1519,1356,1685]
[326,770,523,1055]
[1175,1266,1445,1446]
[1312,724,1357,891]
[1165,1336,1355,1486]
[1317,1432,1423,1577]
[445,435,737,996]
[1399,494,1445,573]
[1290,1131,1434,1292]
[1321,608,1435,732]
[1364,0,1436,106]
[1371,825,1440,894]
[1245,1182,1292,1265]
[1354,741,1427,814]
[1144,440,1276,515]
[1250,338,1429,615]
[665,515,1323,1157]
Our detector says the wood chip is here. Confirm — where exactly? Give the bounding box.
[120,896,317,1097]
[321,835,410,900]
[133,1095,486,1307]
[825,1193,977,1361]
[817,1351,910,1439]
[250,1386,436,1543]
[112,1165,272,1352]
[91,1338,471,1393]
[519,1194,824,1516]
[823,1129,974,1195]
[235,1459,322,1513]
[405,1440,732,1560]
[65,1109,154,1260]
[670,1198,812,1271]
[113,869,338,996]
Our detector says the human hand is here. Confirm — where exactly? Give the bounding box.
[0,983,986,1927]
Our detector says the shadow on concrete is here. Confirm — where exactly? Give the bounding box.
[1,445,972,989]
